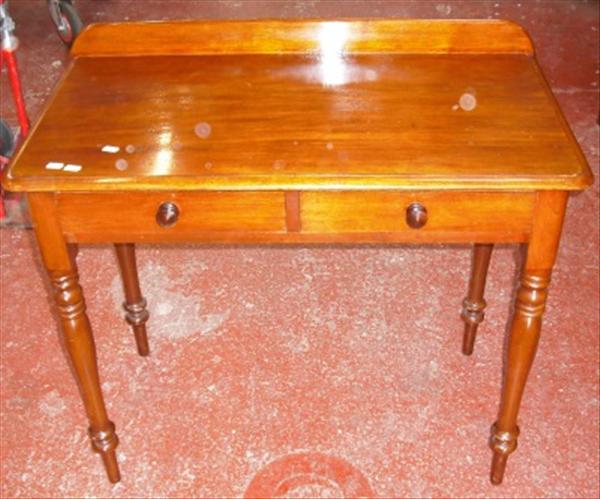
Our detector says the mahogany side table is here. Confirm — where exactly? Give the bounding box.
[2,19,592,486]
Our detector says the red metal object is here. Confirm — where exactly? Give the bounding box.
[0,0,30,220]
[1,49,30,137]
[0,154,8,218]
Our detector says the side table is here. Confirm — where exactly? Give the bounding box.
[2,19,593,485]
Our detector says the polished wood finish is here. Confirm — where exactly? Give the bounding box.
[461,243,494,355]
[54,191,534,244]
[3,24,592,194]
[2,20,592,485]
[285,191,301,232]
[300,191,535,241]
[67,242,79,268]
[114,243,149,356]
[56,191,286,242]
[490,191,568,484]
[71,19,534,57]
[28,193,120,483]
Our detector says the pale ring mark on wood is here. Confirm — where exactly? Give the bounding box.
[194,122,212,139]
[115,159,128,171]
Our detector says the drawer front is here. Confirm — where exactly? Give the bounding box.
[300,191,536,242]
[57,191,286,242]
[56,190,535,244]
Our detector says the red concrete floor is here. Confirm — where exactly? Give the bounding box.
[1,1,599,498]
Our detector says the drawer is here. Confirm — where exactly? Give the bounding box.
[57,191,286,242]
[300,191,536,242]
[55,190,536,244]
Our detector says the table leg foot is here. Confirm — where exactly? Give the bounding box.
[115,243,150,356]
[462,306,484,356]
[101,450,121,484]
[490,452,508,485]
[461,243,493,355]
[90,422,121,483]
[124,299,150,356]
[489,423,519,484]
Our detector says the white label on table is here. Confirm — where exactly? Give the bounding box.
[101,145,120,153]
[45,162,65,170]
[63,164,82,172]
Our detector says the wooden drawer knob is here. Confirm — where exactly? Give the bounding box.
[406,202,427,229]
[156,202,179,227]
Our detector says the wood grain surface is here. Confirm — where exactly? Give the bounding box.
[54,190,534,244]
[70,19,534,57]
[4,48,592,192]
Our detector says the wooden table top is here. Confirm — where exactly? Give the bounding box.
[3,19,592,193]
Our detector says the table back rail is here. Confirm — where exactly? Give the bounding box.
[71,19,533,58]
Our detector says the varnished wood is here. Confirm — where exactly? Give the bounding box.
[3,23,592,193]
[28,192,120,483]
[2,20,592,485]
[56,191,286,240]
[54,191,534,244]
[285,191,301,232]
[114,243,149,357]
[300,191,535,238]
[490,191,568,484]
[461,243,494,355]
[71,19,534,57]
[67,242,79,268]
[65,231,530,245]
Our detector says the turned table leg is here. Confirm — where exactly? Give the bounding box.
[114,243,150,356]
[490,191,568,484]
[461,243,493,355]
[29,194,120,483]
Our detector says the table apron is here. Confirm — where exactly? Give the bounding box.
[51,190,537,244]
